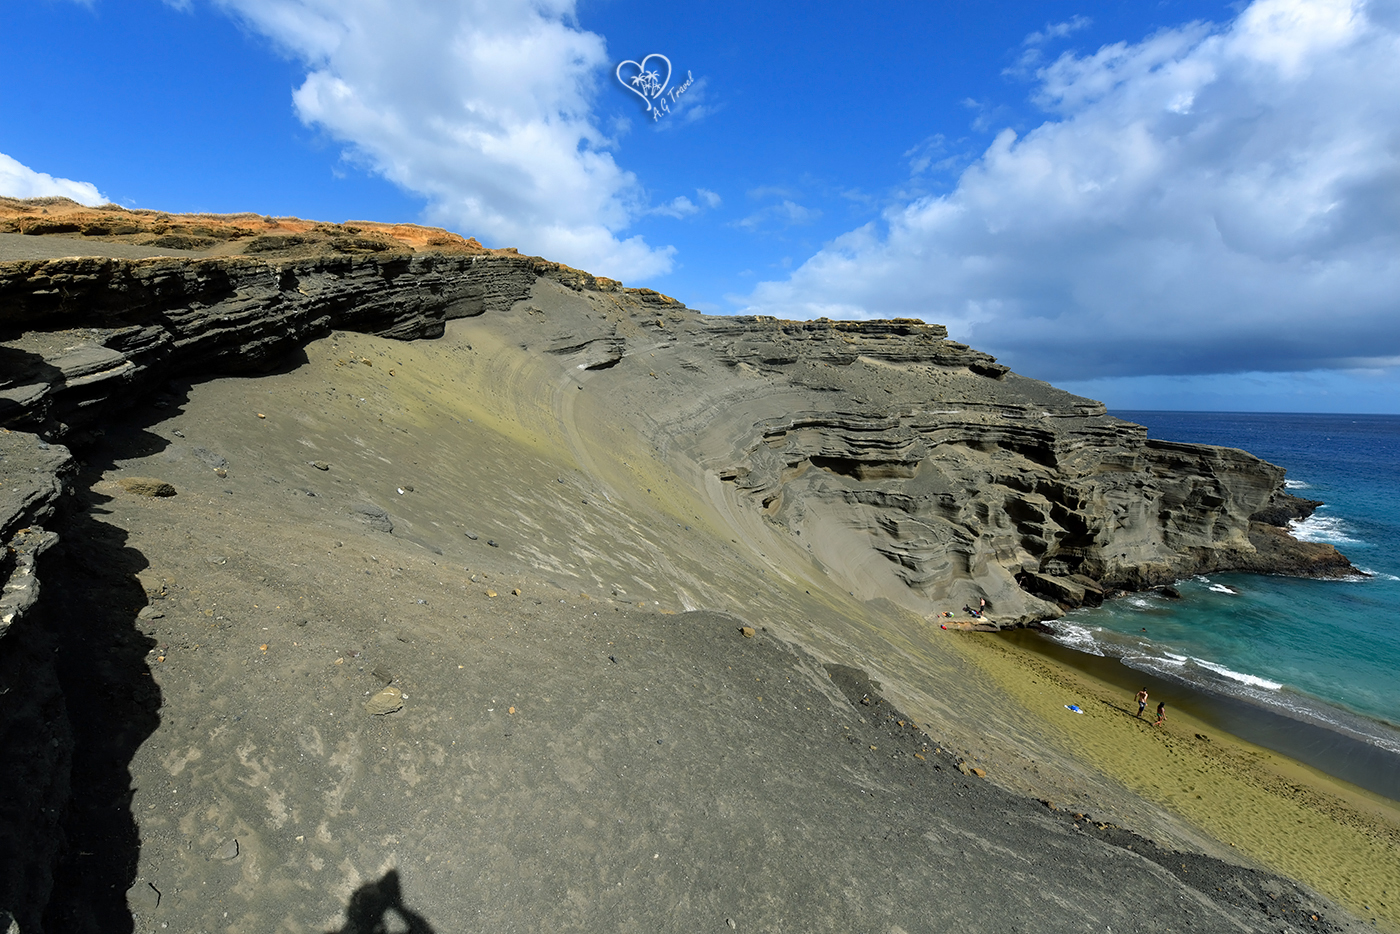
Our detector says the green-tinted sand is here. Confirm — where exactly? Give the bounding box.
[950,630,1400,930]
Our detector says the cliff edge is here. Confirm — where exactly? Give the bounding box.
[0,198,1357,931]
[0,199,1349,628]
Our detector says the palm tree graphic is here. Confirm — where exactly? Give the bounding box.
[631,69,662,98]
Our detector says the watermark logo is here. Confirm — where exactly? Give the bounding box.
[616,53,695,122]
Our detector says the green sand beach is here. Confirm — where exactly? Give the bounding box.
[952,630,1400,930]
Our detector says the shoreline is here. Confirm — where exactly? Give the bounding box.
[946,627,1400,931]
[1000,628,1400,802]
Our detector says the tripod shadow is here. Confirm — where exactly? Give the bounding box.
[327,870,436,934]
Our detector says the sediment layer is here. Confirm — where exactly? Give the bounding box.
[0,199,1360,931]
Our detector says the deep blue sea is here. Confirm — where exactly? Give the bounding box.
[1049,412,1400,759]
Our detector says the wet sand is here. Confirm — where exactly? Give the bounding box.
[950,630,1400,930]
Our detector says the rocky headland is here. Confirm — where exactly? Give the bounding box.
[0,198,1374,933]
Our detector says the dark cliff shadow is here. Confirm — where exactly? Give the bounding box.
[39,402,184,932]
[41,488,160,934]
[326,870,437,934]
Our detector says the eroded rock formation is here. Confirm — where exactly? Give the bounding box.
[0,199,1352,928]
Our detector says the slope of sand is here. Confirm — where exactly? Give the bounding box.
[39,293,1395,931]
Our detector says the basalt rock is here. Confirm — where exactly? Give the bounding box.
[0,431,74,933]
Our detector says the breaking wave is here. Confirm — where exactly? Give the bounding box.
[1050,621,1104,656]
[1288,513,1360,545]
[1191,657,1283,691]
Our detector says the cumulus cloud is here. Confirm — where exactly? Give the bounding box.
[0,152,105,205]
[213,0,673,280]
[742,0,1400,383]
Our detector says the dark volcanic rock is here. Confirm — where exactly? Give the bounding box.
[0,434,73,933]
[1240,522,1357,578]
[1252,490,1325,527]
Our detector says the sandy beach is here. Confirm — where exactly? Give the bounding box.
[950,629,1400,930]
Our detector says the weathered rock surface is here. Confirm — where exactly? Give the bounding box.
[0,200,1357,930]
[625,313,1350,622]
[0,434,72,933]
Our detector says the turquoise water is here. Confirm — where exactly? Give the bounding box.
[1050,412,1400,755]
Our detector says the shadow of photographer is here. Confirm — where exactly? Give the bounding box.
[327,870,436,934]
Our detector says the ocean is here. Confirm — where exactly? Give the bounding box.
[1017,411,1400,799]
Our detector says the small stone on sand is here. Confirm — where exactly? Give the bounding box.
[117,477,177,497]
[209,838,239,861]
[364,685,404,715]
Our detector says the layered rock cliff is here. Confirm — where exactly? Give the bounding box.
[0,199,1352,928]
[0,201,1350,631]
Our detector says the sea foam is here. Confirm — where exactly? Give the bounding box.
[1288,513,1360,545]
[1192,657,1283,691]
[1050,621,1104,656]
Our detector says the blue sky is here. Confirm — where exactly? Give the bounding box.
[3,0,1398,413]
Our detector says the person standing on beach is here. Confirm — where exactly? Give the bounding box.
[1135,688,1148,718]
[1154,701,1166,726]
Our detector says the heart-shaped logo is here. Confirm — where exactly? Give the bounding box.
[616,54,672,111]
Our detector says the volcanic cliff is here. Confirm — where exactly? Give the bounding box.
[0,200,1346,625]
[0,198,1355,931]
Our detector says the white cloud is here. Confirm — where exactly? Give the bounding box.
[213,0,673,280]
[1013,16,1095,74]
[650,188,721,219]
[0,152,105,205]
[650,75,719,130]
[653,195,699,218]
[735,199,822,231]
[742,0,1400,383]
[1025,15,1093,46]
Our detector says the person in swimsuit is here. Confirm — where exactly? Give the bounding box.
[1135,688,1148,718]
[1154,701,1166,726]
